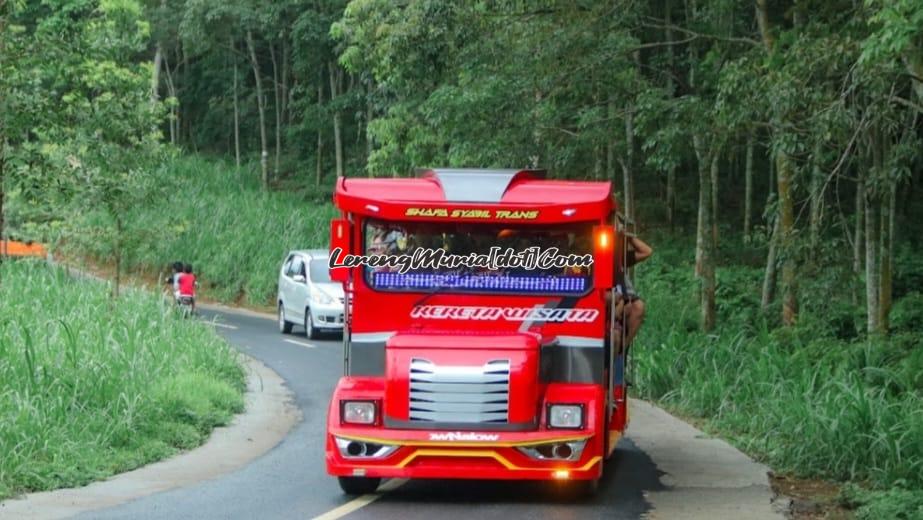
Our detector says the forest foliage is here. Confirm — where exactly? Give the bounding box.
[4,0,922,331]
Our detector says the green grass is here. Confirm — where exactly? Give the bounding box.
[633,234,923,517]
[0,260,245,500]
[63,155,337,307]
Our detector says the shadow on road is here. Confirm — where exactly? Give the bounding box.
[352,437,667,520]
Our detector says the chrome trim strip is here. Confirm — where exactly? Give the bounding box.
[555,336,604,348]
[351,331,396,342]
[383,417,537,432]
[409,358,511,424]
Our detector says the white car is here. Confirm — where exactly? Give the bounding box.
[277,249,345,339]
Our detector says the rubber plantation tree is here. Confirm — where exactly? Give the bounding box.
[181,0,276,189]
[860,0,923,106]
[0,0,77,281]
[70,1,164,297]
[291,0,346,182]
[334,1,647,178]
[12,0,165,297]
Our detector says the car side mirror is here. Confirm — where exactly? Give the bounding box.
[292,274,306,284]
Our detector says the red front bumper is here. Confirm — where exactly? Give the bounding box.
[325,432,606,481]
[326,378,610,481]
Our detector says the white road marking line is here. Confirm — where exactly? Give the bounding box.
[310,479,408,520]
[208,322,239,330]
[283,338,317,349]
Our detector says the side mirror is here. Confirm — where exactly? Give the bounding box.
[330,218,351,283]
[593,225,615,289]
[292,274,306,284]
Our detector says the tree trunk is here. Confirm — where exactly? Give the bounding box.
[664,4,676,231]
[711,146,719,247]
[693,135,716,332]
[776,152,798,326]
[151,46,162,104]
[270,42,281,179]
[903,46,923,103]
[765,145,775,215]
[744,132,754,239]
[181,44,190,146]
[809,139,824,249]
[366,83,373,176]
[666,165,676,231]
[623,105,635,222]
[879,179,894,332]
[761,218,780,311]
[328,61,344,178]
[316,80,324,187]
[755,0,774,50]
[865,186,881,335]
[606,99,616,184]
[281,39,289,127]
[593,145,602,180]
[854,165,865,274]
[246,31,269,190]
[756,0,797,326]
[163,52,178,145]
[232,38,241,169]
[150,0,165,105]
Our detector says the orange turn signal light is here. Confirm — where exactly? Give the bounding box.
[595,226,613,250]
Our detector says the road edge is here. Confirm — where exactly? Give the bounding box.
[0,355,301,520]
[627,399,789,519]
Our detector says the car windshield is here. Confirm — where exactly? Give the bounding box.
[309,258,331,282]
[363,218,594,295]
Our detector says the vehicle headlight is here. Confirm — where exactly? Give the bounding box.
[548,404,584,429]
[341,401,377,425]
[313,290,334,305]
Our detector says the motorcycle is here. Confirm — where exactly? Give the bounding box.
[176,294,196,318]
[164,270,196,318]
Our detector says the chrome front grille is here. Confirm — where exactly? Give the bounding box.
[409,358,510,424]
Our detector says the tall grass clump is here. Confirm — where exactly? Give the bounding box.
[63,155,337,306]
[633,237,923,516]
[0,260,244,500]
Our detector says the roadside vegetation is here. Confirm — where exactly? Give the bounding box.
[0,260,244,500]
[635,233,923,518]
[62,155,336,307]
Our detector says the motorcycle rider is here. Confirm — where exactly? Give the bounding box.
[177,263,198,314]
[166,261,184,302]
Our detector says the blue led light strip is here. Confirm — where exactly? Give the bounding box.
[371,272,588,293]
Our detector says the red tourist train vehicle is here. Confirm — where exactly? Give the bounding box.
[325,168,629,495]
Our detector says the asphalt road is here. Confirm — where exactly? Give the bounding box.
[78,308,666,520]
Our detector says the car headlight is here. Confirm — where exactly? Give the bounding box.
[547,404,584,429]
[312,290,334,305]
[342,400,377,425]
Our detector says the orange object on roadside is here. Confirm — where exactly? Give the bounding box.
[0,240,47,258]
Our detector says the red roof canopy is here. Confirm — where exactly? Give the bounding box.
[334,169,615,223]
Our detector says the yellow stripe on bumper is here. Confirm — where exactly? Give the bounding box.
[395,449,602,472]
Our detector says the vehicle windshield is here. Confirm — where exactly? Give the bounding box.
[363,218,594,295]
[309,258,332,282]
